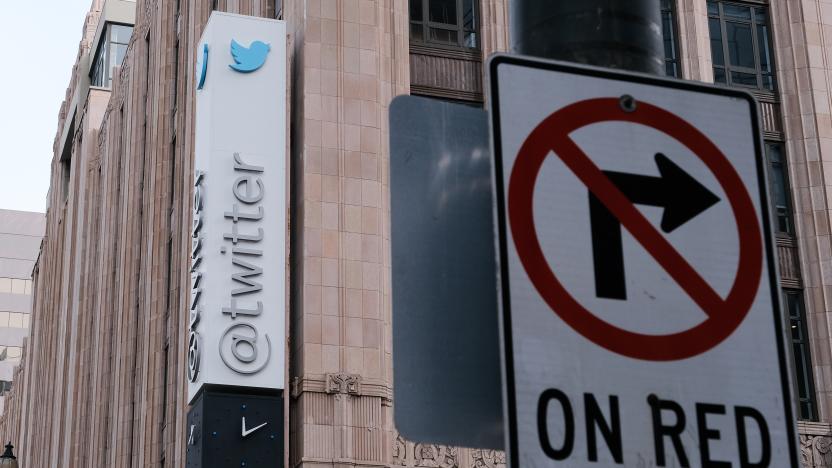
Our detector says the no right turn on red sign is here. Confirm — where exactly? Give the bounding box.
[489,55,798,467]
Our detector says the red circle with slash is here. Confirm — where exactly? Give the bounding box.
[508,97,763,361]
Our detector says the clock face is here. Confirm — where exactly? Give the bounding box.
[186,388,284,468]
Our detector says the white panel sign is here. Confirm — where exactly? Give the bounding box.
[188,12,287,403]
[489,55,798,466]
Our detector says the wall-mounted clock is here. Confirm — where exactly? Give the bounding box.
[186,387,283,468]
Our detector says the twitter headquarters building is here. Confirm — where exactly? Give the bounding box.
[2,0,832,466]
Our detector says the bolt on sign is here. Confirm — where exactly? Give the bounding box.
[488,55,798,467]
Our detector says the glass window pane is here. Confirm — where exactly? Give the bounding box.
[663,13,673,56]
[757,24,772,73]
[731,70,758,87]
[8,347,20,359]
[22,314,29,329]
[429,27,458,45]
[111,24,133,44]
[754,7,767,24]
[707,1,719,16]
[0,278,9,294]
[91,43,108,87]
[723,3,752,20]
[24,280,31,294]
[790,318,803,340]
[709,18,724,66]
[800,402,813,420]
[464,31,477,48]
[111,44,128,70]
[10,280,24,295]
[9,314,22,328]
[766,143,793,233]
[429,0,457,25]
[662,3,679,79]
[462,0,476,30]
[762,73,776,91]
[776,208,790,232]
[793,342,809,396]
[410,0,423,22]
[726,22,755,68]
[786,291,817,420]
[410,23,424,41]
[0,312,9,328]
[713,67,727,83]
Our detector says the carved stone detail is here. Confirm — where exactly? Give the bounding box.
[393,434,408,465]
[470,449,506,468]
[801,433,832,467]
[393,433,460,467]
[415,443,458,468]
[325,373,361,395]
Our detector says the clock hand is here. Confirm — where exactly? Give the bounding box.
[241,416,268,437]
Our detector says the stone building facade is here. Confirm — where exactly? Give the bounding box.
[2,0,832,466]
[0,210,44,416]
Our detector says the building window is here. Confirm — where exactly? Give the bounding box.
[0,347,22,362]
[0,312,29,329]
[409,0,478,49]
[765,142,794,235]
[661,0,681,77]
[0,278,32,295]
[785,290,817,420]
[708,1,775,90]
[90,23,133,88]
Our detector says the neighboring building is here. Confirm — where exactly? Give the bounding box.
[1,0,832,467]
[0,210,44,415]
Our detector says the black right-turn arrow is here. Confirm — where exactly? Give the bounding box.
[590,153,720,300]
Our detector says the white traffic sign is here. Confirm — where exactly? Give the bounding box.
[489,55,798,467]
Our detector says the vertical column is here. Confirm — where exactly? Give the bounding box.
[675,0,714,82]
[288,0,408,465]
[479,0,510,59]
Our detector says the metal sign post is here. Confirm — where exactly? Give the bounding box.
[489,54,798,467]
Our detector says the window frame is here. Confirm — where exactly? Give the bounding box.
[708,0,776,91]
[90,22,134,89]
[409,0,480,51]
[784,289,818,421]
[661,0,682,78]
[763,141,795,236]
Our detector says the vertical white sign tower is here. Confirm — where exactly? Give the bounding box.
[188,12,287,402]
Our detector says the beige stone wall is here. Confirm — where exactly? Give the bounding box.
[285,0,408,465]
[770,0,832,423]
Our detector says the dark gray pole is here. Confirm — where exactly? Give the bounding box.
[510,0,665,75]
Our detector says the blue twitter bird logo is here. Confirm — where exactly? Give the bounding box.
[229,39,270,73]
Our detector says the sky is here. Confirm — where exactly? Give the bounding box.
[0,0,93,213]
